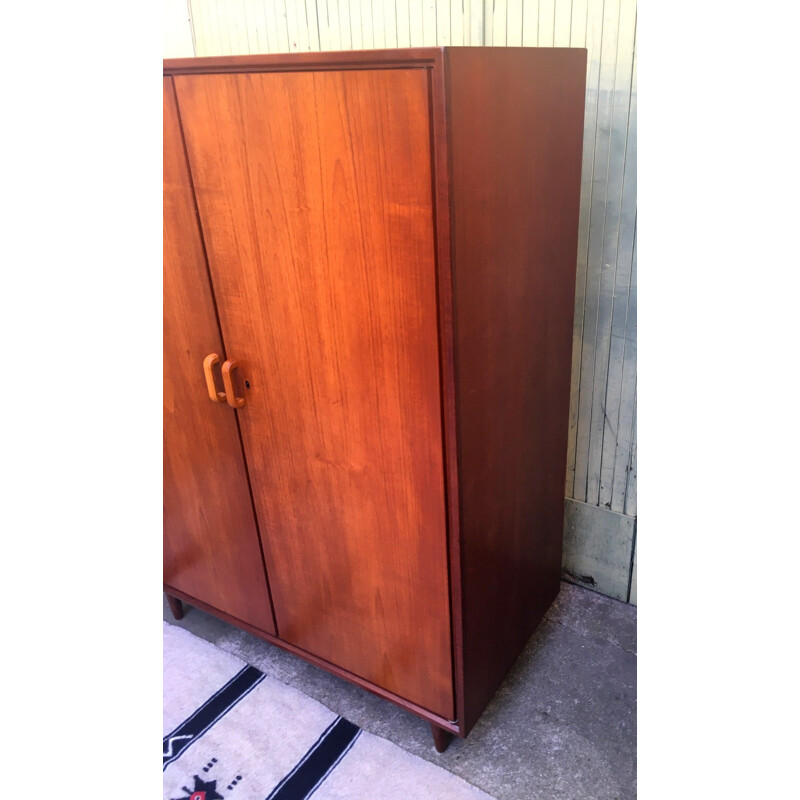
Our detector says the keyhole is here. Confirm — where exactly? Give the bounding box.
[245,380,251,390]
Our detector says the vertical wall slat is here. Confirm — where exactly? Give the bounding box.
[507,0,524,45]
[483,0,494,44]
[240,0,255,52]
[273,0,292,51]
[299,0,315,49]
[259,0,279,51]
[450,0,464,44]
[337,0,353,48]
[468,0,485,44]
[223,0,240,53]
[386,0,399,46]
[423,0,437,44]
[553,0,571,45]
[348,0,364,48]
[436,0,451,43]
[315,0,330,49]
[198,0,221,53]
[239,0,257,52]
[624,391,637,516]
[371,0,386,46]
[362,1,375,47]
[601,26,636,512]
[285,0,306,50]
[396,0,411,46]
[537,0,555,45]
[569,0,588,48]
[188,0,211,55]
[573,0,624,502]
[613,223,637,513]
[521,0,539,45]
[585,0,632,504]
[242,0,265,53]
[493,0,508,45]
[409,0,424,45]
[306,0,322,49]
[164,0,195,57]
[566,0,604,500]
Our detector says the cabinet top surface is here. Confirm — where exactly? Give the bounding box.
[163,47,586,75]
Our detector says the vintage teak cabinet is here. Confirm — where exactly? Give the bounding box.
[163,47,587,751]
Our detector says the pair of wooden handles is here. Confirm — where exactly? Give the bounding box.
[203,353,245,408]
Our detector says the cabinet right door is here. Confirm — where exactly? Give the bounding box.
[174,68,454,719]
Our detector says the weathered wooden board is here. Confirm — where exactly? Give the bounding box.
[562,498,635,602]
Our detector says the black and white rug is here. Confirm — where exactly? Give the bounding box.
[163,622,494,800]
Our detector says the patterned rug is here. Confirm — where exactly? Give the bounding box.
[163,622,495,800]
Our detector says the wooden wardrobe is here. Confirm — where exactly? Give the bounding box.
[163,47,587,751]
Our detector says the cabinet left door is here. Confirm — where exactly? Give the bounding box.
[163,77,276,635]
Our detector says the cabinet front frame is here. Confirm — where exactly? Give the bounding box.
[163,49,466,736]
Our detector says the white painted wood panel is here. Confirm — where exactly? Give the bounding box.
[552,0,570,46]
[600,30,636,513]
[163,0,638,599]
[163,0,194,57]
[537,0,555,46]
[585,0,635,505]
[566,0,604,499]
[507,0,523,46]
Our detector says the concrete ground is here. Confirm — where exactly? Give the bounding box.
[163,582,636,800]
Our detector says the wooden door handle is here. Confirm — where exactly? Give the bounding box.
[203,353,226,403]
[222,360,246,408]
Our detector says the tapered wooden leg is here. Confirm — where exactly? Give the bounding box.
[430,723,453,753]
[166,594,184,620]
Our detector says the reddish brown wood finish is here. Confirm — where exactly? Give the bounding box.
[166,594,184,620]
[162,48,587,743]
[173,68,453,720]
[164,48,441,75]
[163,77,276,635]
[445,48,587,733]
[430,723,454,753]
[426,51,465,738]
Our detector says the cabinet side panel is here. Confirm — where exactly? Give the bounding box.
[447,48,587,732]
[163,77,276,635]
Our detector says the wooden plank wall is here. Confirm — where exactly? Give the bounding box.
[163,0,638,603]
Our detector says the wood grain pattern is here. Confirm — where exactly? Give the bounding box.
[163,76,276,635]
[445,47,587,732]
[174,68,454,719]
